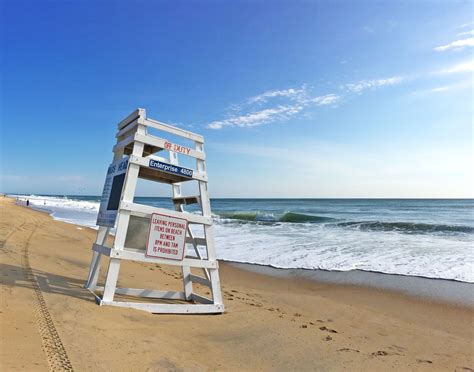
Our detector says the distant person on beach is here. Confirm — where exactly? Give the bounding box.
[26,199,29,207]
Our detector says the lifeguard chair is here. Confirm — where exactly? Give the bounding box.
[85,108,224,314]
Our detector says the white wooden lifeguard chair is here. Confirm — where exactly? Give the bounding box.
[85,108,224,314]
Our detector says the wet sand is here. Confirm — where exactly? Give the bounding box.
[229,261,474,307]
[1,197,473,371]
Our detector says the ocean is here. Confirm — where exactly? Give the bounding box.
[12,195,474,283]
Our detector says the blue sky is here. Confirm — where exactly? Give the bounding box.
[1,0,472,198]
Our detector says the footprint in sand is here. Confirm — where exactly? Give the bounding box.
[324,336,333,341]
[338,348,360,353]
[319,326,338,333]
[371,350,401,357]
[371,351,389,357]
[416,359,433,364]
[300,324,308,329]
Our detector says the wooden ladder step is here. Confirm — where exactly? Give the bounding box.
[173,196,200,206]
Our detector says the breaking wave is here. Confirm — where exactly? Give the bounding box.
[337,221,474,235]
[215,211,336,223]
[215,211,473,235]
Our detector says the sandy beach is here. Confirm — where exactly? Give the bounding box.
[1,197,473,371]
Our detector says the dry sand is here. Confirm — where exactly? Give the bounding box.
[1,197,473,371]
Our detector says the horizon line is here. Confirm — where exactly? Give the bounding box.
[4,193,473,200]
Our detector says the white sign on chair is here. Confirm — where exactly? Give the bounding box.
[146,213,187,261]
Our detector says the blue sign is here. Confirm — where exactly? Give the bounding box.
[97,156,129,227]
[149,159,193,178]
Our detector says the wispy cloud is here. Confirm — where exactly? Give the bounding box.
[208,73,409,129]
[248,88,305,104]
[458,30,474,37]
[429,86,451,93]
[434,37,474,52]
[343,76,404,93]
[309,94,341,106]
[207,86,341,129]
[438,60,474,74]
[207,105,304,129]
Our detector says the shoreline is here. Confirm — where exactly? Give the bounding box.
[12,196,474,306]
[10,195,474,307]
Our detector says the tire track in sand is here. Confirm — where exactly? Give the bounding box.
[0,220,26,249]
[20,221,74,371]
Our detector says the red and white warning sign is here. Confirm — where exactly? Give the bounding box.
[146,213,188,260]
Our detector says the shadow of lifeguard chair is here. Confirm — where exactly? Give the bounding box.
[85,108,224,314]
